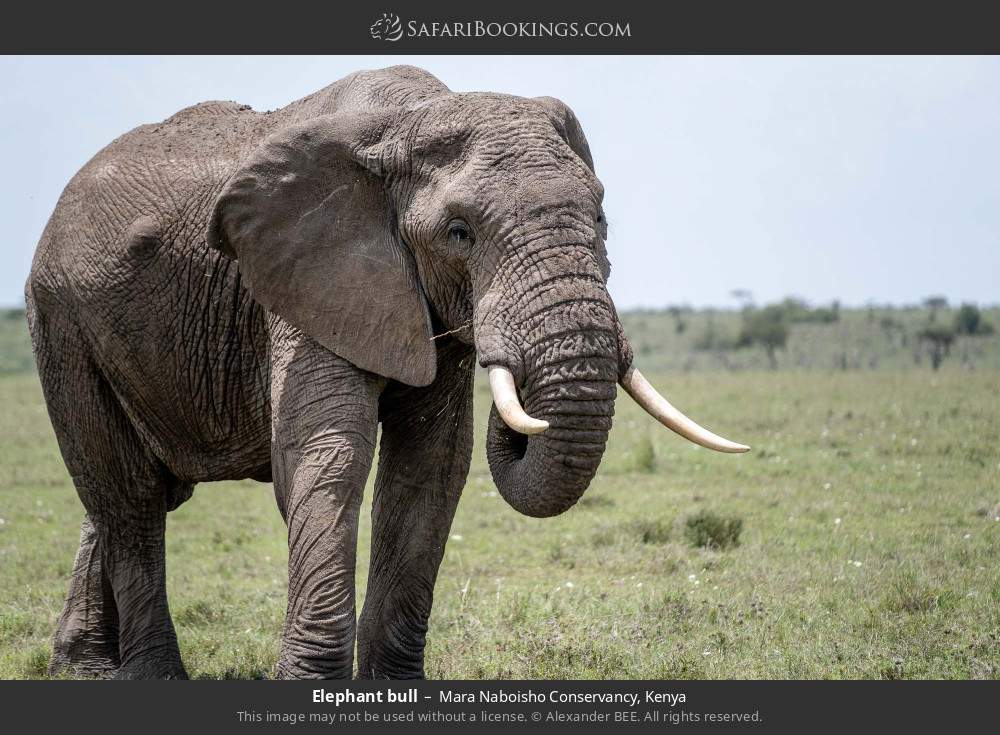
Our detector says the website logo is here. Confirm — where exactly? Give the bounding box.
[368,14,630,43]
[370,13,403,42]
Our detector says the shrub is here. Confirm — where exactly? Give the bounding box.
[630,518,672,545]
[778,297,811,322]
[633,435,656,473]
[918,324,955,371]
[577,493,615,509]
[778,297,840,324]
[923,296,948,318]
[693,315,737,352]
[808,301,840,324]
[879,315,903,333]
[882,576,957,614]
[954,303,995,336]
[666,305,690,334]
[738,305,789,369]
[683,511,743,549]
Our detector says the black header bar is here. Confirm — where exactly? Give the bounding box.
[4,0,1000,54]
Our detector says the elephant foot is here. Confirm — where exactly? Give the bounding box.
[48,652,120,679]
[274,647,354,680]
[113,646,188,680]
[273,662,353,680]
[356,651,425,680]
[113,661,188,680]
[49,633,121,679]
[356,667,425,680]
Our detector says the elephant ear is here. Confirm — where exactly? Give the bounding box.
[208,112,436,387]
[532,96,595,172]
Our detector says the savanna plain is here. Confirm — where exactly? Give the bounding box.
[1,304,998,679]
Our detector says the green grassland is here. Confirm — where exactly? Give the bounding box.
[1,309,998,679]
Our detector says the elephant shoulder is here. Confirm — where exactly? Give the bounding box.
[36,104,271,292]
[64,99,267,213]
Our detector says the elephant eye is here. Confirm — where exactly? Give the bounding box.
[447,220,474,247]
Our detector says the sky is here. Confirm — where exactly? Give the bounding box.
[1,55,998,310]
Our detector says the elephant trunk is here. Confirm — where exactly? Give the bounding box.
[476,228,750,518]
[485,357,617,517]
[477,240,622,518]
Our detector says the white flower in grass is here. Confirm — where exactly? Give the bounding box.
[450,534,463,541]
[834,518,842,525]
[565,581,574,589]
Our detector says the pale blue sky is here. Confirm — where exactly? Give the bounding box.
[2,56,998,309]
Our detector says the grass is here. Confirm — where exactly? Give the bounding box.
[684,511,743,550]
[1,314,999,679]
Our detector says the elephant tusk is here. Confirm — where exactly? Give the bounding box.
[488,365,549,435]
[620,366,750,453]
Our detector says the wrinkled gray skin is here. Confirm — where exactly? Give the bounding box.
[26,66,635,679]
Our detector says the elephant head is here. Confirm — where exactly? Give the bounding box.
[208,89,748,519]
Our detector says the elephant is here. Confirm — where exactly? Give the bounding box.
[25,65,747,680]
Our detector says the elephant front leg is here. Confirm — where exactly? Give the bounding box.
[270,328,384,679]
[358,341,475,679]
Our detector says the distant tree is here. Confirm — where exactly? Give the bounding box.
[666,305,689,334]
[779,297,811,322]
[923,296,948,322]
[777,296,840,324]
[730,289,754,308]
[954,303,995,336]
[879,315,902,332]
[878,314,906,349]
[693,312,736,352]
[918,324,955,370]
[738,305,789,369]
[805,300,840,324]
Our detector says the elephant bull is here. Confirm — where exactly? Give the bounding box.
[25,65,747,680]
